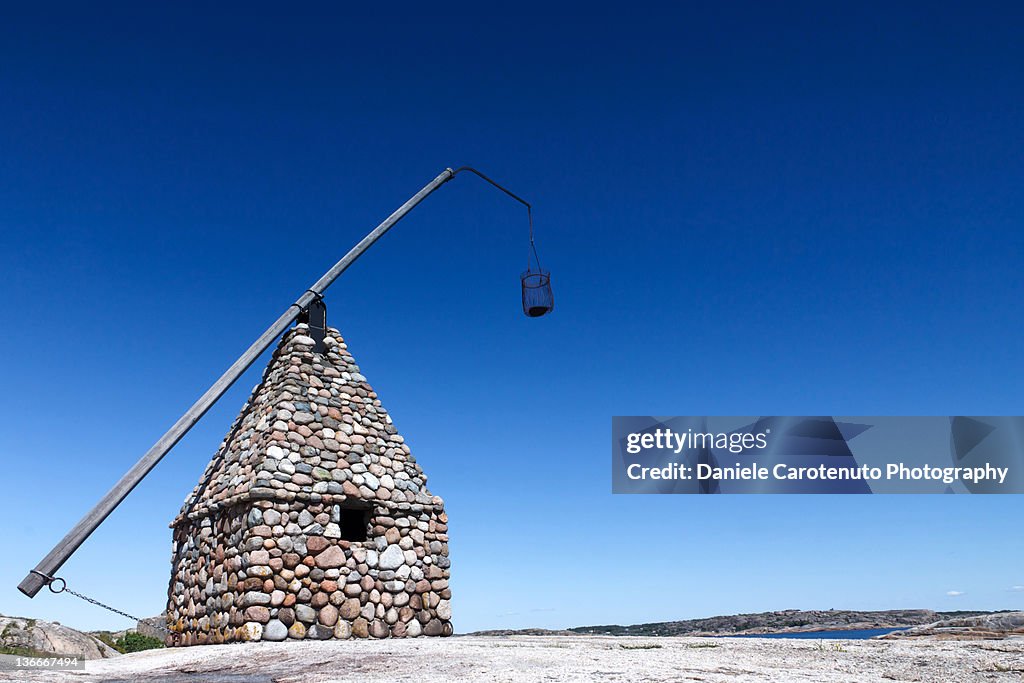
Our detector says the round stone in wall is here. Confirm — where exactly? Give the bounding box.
[263,620,288,641]
[378,544,404,570]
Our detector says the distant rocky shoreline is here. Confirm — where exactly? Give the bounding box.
[881,611,1024,640]
[471,609,1022,639]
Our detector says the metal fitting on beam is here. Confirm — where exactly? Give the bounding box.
[298,294,327,354]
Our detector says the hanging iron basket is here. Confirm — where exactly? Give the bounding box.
[521,269,554,317]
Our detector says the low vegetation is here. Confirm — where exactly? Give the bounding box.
[93,630,164,654]
[94,631,119,651]
[113,632,165,653]
[814,641,847,653]
[0,645,53,658]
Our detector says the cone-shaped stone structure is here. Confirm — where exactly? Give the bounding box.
[166,324,451,645]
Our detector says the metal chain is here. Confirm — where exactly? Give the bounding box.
[31,570,170,634]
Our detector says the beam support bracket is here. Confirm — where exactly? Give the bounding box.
[298,293,327,354]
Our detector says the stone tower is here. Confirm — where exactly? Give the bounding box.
[166,325,452,645]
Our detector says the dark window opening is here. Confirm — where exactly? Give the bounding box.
[338,507,370,542]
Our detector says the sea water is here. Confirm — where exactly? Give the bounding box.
[729,628,905,639]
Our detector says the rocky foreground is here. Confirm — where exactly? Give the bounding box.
[2,635,1022,683]
[0,615,117,660]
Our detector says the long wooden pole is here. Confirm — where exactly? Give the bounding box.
[18,167,458,598]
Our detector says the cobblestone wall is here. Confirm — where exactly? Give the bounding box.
[167,325,451,645]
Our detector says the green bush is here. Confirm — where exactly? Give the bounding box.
[114,632,164,653]
[95,631,118,650]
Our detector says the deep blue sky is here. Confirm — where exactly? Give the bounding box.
[1,3,1022,633]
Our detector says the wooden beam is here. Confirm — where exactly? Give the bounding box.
[18,168,456,598]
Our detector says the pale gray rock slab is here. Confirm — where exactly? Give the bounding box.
[9,635,1024,682]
